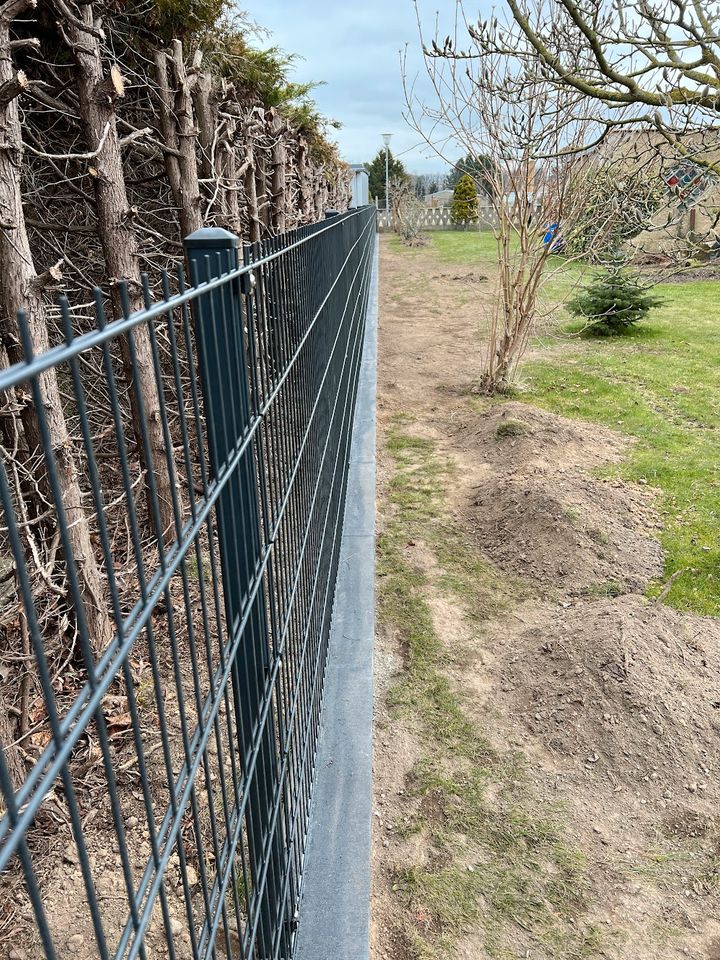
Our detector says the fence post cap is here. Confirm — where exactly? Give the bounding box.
[324,209,341,219]
[184,226,240,249]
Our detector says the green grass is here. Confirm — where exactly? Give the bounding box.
[525,279,720,614]
[390,229,720,615]
[379,419,611,958]
[494,418,530,439]
[429,230,499,265]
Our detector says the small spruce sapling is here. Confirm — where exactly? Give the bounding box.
[567,265,664,335]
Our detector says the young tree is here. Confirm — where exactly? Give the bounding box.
[390,176,427,245]
[451,174,479,225]
[404,4,661,392]
[567,266,664,335]
[365,148,408,204]
[448,153,496,196]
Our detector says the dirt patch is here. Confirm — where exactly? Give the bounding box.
[648,265,720,283]
[501,594,720,797]
[459,400,628,472]
[632,252,720,283]
[460,402,664,592]
[439,271,488,284]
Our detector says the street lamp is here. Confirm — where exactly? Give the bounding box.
[382,133,392,213]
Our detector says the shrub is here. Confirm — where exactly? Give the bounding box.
[451,174,479,226]
[567,267,664,335]
[562,168,665,261]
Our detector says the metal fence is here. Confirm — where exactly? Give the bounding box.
[0,205,376,959]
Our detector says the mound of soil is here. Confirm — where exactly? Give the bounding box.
[502,595,720,798]
[472,475,663,591]
[462,401,628,473]
[462,403,664,592]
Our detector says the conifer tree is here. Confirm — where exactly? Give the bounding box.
[567,267,664,335]
[450,174,478,226]
[365,149,408,204]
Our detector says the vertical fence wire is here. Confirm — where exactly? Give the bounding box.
[0,205,376,960]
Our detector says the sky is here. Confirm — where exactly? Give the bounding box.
[246,1,469,175]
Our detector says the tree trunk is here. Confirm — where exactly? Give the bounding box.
[244,142,262,243]
[64,3,175,542]
[219,115,242,234]
[192,67,214,182]
[269,112,287,234]
[314,167,327,221]
[0,687,24,792]
[0,0,113,656]
[255,127,270,236]
[153,48,183,221]
[296,139,313,223]
[155,41,202,239]
[170,40,202,236]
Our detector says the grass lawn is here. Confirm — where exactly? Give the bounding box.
[386,229,500,267]
[420,231,720,615]
[526,281,720,614]
[430,229,499,264]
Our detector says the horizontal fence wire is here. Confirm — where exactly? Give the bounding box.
[0,205,376,960]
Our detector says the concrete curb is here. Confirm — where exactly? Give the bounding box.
[294,235,378,960]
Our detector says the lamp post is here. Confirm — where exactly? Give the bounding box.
[382,132,392,213]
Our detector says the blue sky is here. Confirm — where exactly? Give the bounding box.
[246,1,464,175]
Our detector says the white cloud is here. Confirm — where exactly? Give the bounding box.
[247,0,470,174]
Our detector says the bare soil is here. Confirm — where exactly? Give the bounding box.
[373,236,720,959]
[463,403,664,592]
[647,264,720,283]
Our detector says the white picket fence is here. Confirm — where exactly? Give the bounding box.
[376,206,498,232]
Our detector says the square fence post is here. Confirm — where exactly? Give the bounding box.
[185,227,284,958]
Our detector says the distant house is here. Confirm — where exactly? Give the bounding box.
[349,164,369,207]
[424,188,453,208]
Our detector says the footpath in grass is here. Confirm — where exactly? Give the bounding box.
[378,418,609,959]
[525,277,720,614]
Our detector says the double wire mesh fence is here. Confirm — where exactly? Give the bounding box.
[0,205,376,959]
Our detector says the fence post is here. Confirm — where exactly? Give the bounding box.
[184,227,283,957]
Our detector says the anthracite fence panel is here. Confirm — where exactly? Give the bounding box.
[0,205,376,959]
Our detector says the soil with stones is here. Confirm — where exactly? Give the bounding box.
[373,235,720,960]
[463,403,664,592]
[507,594,720,794]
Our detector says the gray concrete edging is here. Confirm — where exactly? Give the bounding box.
[293,235,378,960]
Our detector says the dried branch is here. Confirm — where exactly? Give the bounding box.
[24,120,111,160]
[0,68,28,107]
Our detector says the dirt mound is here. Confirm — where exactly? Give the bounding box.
[472,474,663,591]
[461,401,628,473]
[502,594,720,797]
[461,402,664,591]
